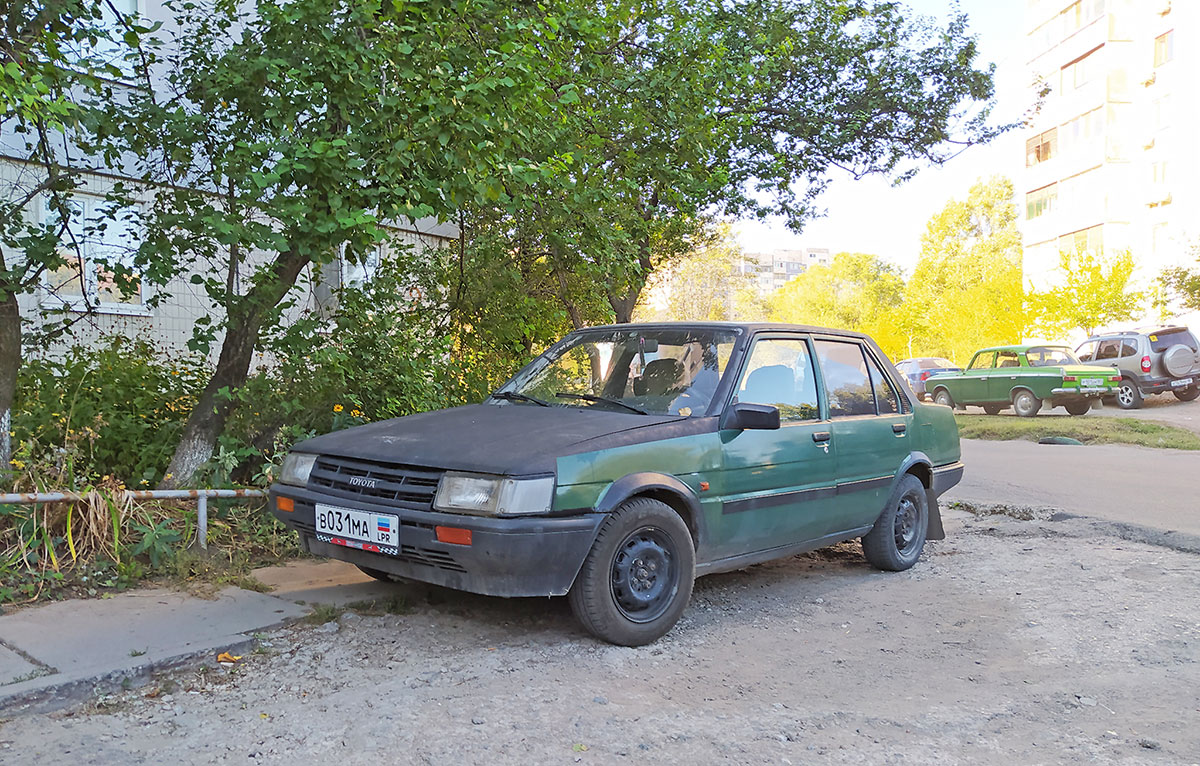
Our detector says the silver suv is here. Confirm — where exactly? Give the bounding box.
[1075,326,1200,408]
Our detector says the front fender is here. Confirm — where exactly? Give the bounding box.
[595,472,706,547]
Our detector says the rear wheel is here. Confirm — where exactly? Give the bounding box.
[1013,389,1042,418]
[568,497,695,646]
[1065,401,1092,416]
[1116,379,1143,409]
[933,388,954,408]
[1174,386,1200,402]
[982,404,1004,416]
[862,475,928,571]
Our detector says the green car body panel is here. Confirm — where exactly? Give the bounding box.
[927,344,1121,410]
[269,322,964,601]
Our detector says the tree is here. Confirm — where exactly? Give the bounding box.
[1031,250,1143,338]
[0,0,153,480]
[634,225,752,322]
[905,176,1026,363]
[1159,246,1200,313]
[768,252,906,355]
[115,0,600,486]
[473,0,1002,331]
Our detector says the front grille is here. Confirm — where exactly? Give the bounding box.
[309,456,443,510]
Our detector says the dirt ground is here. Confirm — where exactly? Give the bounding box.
[2,510,1198,765]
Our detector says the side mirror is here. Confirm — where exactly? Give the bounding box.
[724,402,780,431]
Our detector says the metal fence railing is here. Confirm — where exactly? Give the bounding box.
[0,489,266,549]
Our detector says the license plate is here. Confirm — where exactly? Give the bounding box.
[1081,378,1103,387]
[315,504,399,549]
[1172,377,1194,388]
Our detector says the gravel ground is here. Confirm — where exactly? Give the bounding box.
[2,511,1198,765]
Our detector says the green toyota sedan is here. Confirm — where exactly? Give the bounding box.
[270,323,963,645]
[927,344,1121,417]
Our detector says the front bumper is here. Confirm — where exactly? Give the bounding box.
[269,486,604,598]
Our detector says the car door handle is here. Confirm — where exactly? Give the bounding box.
[812,431,831,443]
[892,423,907,434]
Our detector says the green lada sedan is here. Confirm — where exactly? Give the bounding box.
[927,344,1121,417]
[270,323,963,645]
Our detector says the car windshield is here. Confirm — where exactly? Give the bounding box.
[1025,346,1080,367]
[495,327,740,416]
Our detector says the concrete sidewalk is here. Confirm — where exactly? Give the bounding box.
[0,559,456,715]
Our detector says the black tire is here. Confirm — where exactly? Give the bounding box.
[1116,379,1143,409]
[1174,386,1200,402]
[982,404,1004,416]
[568,497,695,646]
[1012,389,1042,418]
[862,474,928,572]
[933,388,954,408]
[355,564,398,583]
[1064,400,1092,416]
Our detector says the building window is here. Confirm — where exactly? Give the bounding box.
[1062,45,1103,90]
[1063,107,1105,151]
[1026,128,1058,167]
[42,195,146,312]
[1026,184,1058,220]
[1057,225,1103,255]
[1152,95,1172,130]
[341,245,382,290]
[1154,31,1174,67]
[1151,160,1168,185]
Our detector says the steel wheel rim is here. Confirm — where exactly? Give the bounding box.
[893,494,921,555]
[1015,393,1032,415]
[610,527,677,623]
[1118,385,1135,406]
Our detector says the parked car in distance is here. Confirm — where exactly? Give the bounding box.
[270,322,964,646]
[1074,326,1200,409]
[895,357,962,400]
[927,344,1120,417]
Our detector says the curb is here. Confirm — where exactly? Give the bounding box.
[0,636,258,717]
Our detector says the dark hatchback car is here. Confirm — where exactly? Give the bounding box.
[270,323,964,645]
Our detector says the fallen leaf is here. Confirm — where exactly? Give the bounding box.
[217,652,243,664]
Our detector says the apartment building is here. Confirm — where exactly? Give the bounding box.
[1021,0,1197,306]
[736,248,833,296]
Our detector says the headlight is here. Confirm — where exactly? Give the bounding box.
[434,472,554,516]
[279,453,317,487]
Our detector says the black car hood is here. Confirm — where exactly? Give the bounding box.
[294,403,697,475]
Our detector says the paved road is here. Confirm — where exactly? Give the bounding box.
[959,396,1200,435]
[946,438,1198,537]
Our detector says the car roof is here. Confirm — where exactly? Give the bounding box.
[574,321,871,341]
[973,344,1070,354]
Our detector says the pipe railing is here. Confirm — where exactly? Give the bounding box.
[0,488,266,549]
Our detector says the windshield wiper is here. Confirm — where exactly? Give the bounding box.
[555,392,648,415]
[490,391,551,407]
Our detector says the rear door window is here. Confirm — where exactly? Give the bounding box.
[996,351,1020,368]
[865,353,902,414]
[814,340,875,417]
[1119,339,1139,357]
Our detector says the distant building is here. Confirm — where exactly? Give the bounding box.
[736,248,832,296]
[1021,0,1199,316]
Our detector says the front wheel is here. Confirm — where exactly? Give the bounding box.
[568,498,695,646]
[1064,401,1092,416]
[862,475,928,571]
[1174,386,1200,402]
[1013,389,1042,418]
[1116,380,1143,409]
[933,388,954,408]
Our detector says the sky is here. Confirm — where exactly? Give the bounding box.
[735,1,1027,273]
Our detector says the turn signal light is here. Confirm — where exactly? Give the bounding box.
[1141,355,1152,373]
[435,526,473,546]
[276,496,294,513]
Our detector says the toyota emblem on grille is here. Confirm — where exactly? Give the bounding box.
[348,476,378,489]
